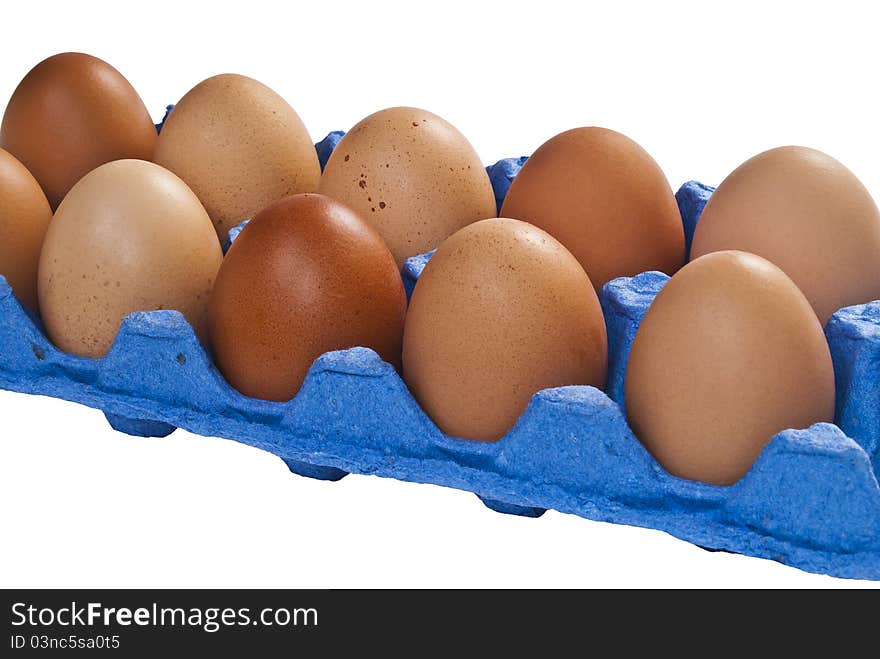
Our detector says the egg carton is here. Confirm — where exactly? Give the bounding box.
[1,134,879,581]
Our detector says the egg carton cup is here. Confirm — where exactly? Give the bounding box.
[1,134,879,581]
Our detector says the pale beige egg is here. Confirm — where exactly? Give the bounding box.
[38,159,223,357]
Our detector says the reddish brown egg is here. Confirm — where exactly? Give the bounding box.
[208,193,406,402]
[625,251,835,485]
[403,218,608,441]
[0,148,52,310]
[501,127,685,291]
[0,53,158,209]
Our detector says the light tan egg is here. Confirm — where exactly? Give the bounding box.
[319,107,497,267]
[691,146,880,324]
[154,74,320,242]
[625,250,835,485]
[38,160,223,357]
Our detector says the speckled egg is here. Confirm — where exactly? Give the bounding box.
[0,53,158,209]
[208,193,407,402]
[38,160,223,358]
[501,127,685,291]
[403,218,608,441]
[625,250,835,485]
[319,107,497,267]
[0,148,52,310]
[154,74,321,242]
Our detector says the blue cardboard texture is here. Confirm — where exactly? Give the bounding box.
[155,104,175,134]
[401,250,434,301]
[487,156,528,215]
[315,131,345,171]
[600,272,666,408]
[675,180,714,258]
[1,138,879,580]
[225,220,249,252]
[826,302,880,471]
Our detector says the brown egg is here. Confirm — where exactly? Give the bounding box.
[38,160,223,358]
[500,127,685,291]
[319,107,497,267]
[403,218,608,441]
[208,193,406,402]
[690,146,880,325]
[625,251,835,486]
[0,53,157,209]
[0,148,52,310]
[154,74,321,243]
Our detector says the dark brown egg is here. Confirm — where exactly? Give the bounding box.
[501,127,685,291]
[0,53,157,209]
[403,218,608,441]
[0,148,52,310]
[625,250,835,485]
[208,193,406,402]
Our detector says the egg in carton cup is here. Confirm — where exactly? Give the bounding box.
[0,135,879,579]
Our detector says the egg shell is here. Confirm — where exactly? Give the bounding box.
[690,146,880,325]
[154,74,321,243]
[38,159,222,358]
[403,217,608,441]
[319,107,497,267]
[0,53,157,210]
[500,127,685,291]
[0,148,52,310]
[208,193,406,402]
[625,250,836,485]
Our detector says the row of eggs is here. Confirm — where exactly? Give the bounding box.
[2,53,878,488]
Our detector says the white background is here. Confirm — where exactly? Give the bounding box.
[1,0,878,588]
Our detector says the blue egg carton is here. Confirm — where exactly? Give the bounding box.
[1,133,879,580]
